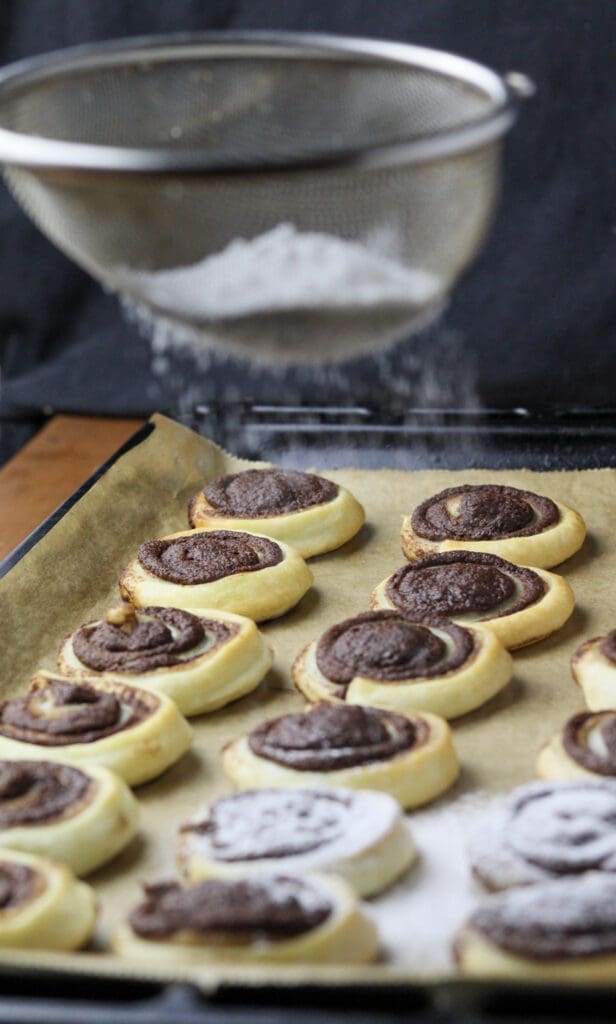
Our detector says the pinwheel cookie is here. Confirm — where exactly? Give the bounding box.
[189,467,365,558]
[222,703,459,810]
[372,552,574,650]
[537,710,616,782]
[0,671,192,786]
[293,611,512,720]
[402,483,585,568]
[177,787,415,897]
[571,630,616,710]
[0,849,97,951]
[59,604,273,717]
[0,759,138,876]
[119,529,312,622]
[455,873,616,982]
[468,779,616,891]
[114,873,378,965]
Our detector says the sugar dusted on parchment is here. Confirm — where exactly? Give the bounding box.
[365,793,498,974]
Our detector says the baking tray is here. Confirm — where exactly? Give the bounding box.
[1,405,616,1023]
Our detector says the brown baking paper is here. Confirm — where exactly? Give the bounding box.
[0,412,615,990]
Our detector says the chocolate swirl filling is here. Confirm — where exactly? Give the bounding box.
[386,552,545,621]
[601,630,616,665]
[411,484,559,541]
[130,876,331,940]
[183,789,352,861]
[496,782,616,877]
[201,468,338,518]
[0,761,92,826]
[71,606,236,673]
[138,530,283,585]
[468,873,616,959]
[315,610,474,694]
[248,704,424,771]
[563,712,616,776]
[0,862,39,910]
[0,676,154,747]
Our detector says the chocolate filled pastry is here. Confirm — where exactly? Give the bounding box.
[58,604,273,717]
[571,630,616,711]
[176,787,415,897]
[0,849,97,951]
[222,703,459,810]
[468,779,616,891]
[0,759,138,876]
[114,873,378,965]
[537,710,616,782]
[189,468,365,559]
[402,483,585,568]
[119,529,312,623]
[292,611,512,721]
[0,670,192,787]
[455,873,616,981]
[372,552,574,650]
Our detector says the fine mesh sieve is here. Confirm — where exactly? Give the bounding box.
[0,33,532,362]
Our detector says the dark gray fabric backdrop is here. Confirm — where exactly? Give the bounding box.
[0,1,614,462]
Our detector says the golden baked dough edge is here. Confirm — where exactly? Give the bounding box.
[400,500,586,569]
[189,485,365,559]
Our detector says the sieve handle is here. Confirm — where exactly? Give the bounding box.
[504,71,536,100]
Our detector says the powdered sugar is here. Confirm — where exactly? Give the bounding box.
[112,223,444,363]
[471,872,616,958]
[468,780,616,891]
[364,792,494,972]
[184,787,401,869]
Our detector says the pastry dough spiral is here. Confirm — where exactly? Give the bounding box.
[456,873,616,981]
[119,529,312,622]
[189,468,365,558]
[0,759,139,876]
[402,484,585,568]
[537,710,616,782]
[372,552,574,650]
[58,605,273,717]
[222,703,459,810]
[177,786,415,897]
[0,671,192,786]
[293,611,512,720]
[0,849,97,951]
[571,631,616,711]
[114,872,378,965]
[469,780,616,891]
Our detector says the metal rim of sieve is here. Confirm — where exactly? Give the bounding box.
[0,31,531,175]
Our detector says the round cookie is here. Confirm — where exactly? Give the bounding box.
[0,759,139,876]
[292,611,512,721]
[114,873,378,965]
[189,467,365,559]
[571,630,616,711]
[372,552,574,650]
[0,849,97,951]
[402,483,585,568]
[0,671,193,787]
[58,604,273,717]
[537,710,616,782]
[119,529,312,623]
[176,787,415,897]
[222,703,459,810]
[456,873,616,982]
[468,780,616,891]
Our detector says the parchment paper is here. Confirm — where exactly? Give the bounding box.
[0,412,614,990]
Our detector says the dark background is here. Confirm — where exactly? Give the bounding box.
[0,0,614,463]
